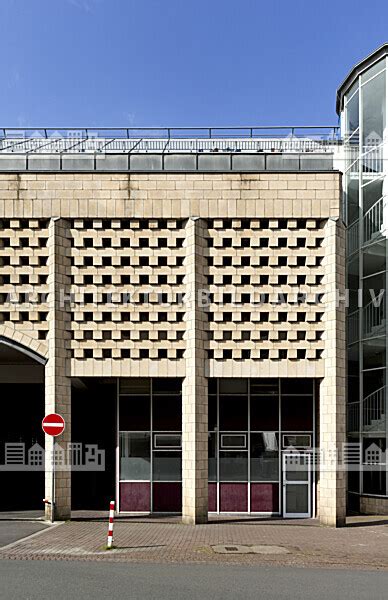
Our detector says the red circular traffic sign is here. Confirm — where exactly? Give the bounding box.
[42,413,65,437]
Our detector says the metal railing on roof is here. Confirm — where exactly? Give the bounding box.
[0,126,341,154]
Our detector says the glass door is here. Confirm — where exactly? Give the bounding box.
[282,452,312,518]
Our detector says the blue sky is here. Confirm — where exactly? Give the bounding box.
[0,0,387,128]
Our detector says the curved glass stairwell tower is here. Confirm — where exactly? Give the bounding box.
[338,45,388,509]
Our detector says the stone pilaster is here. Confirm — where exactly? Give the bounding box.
[182,217,208,524]
[319,217,346,527]
[45,218,72,520]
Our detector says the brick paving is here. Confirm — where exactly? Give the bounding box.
[0,516,388,570]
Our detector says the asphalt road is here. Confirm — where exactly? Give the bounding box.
[0,522,48,548]
[0,560,387,600]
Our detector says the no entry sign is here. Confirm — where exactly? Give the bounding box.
[42,413,65,437]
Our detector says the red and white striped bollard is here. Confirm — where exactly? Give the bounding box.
[107,500,115,549]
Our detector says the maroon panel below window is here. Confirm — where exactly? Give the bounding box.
[220,483,248,512]
[251,483,279,513]
[153,482,182,512]
[120,482,150,512]
[208,483,217,512]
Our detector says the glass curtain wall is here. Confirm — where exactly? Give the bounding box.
[344,57,388,499]
[118,378,182,512]
[208,378,315,514]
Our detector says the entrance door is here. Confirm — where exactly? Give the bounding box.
[282,452,312,518]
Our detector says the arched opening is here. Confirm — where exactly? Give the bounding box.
[0,338,45,513]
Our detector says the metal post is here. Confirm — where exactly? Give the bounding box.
[51,440,55,523]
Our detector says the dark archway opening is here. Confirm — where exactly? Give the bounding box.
[0,342,45,512]
[71,378,116,511]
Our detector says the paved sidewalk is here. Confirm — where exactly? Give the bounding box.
[0,516,388,570]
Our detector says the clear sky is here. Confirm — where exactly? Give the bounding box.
[0,0,387,128]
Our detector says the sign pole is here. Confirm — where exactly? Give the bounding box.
[51,439,55,523]
[42,413,65,523]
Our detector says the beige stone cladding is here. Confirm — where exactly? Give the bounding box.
[319,218,346,527]
[182,218,208,524]
[44,218,72,520]
[0,171,345,524]
[0,172,341,380]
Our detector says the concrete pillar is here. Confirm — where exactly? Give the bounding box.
[319,217,346,527]
[45,218,72,521]
[182,217,208,524]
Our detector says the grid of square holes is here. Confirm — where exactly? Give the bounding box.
[70,219,186,360]
[0,219,50,346]
[206,218,326,361]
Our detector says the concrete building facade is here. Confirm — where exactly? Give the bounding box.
[1,45,387,524]
[0,168,346,525]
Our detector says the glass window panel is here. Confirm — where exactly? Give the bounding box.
[348,345,360,398]
[208,395,217,431]
[221,434,246,449]
[286,484,308,513]
[208,432,217,482]
[363,240,386,277]
[250,378,278,395]
[119,432,150,480]
[348,255,360,313]
[283,434,312,448]
[285,469,309,482]
[152,452,182,481]
[361,58,386,84]
[345,91,359,136]
[363,437,386,495]
[208,379,217,395]
[219,395,248,430]
[281,396,313,431]
[153,395,182,430]
[362,70,386,145]
[363,437,386,462]
[363,177,383,214]
[251,395,279,430]
[250,433,279,482]
[345,79,359,101]
[363,369,386,398]
[219,378,248,394]
[284,455,310,482]
[219,451,248,481]
[120,378,150,395]
[345,176,359,226]
[363,469,386,495]
[281,378,313,395]
[154,434,181,448]
[119,395,150,431]
[152,378,182,394]
[362,338,386,370]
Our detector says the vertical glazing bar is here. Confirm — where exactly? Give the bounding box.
[116,378,120,513]
[358,76,364,496]
[217,378,220,514]
[385,55,388,497]
[312,381,316,518]
[150,379,153,513]
[247,378,251,514]
[278,378,282,516]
